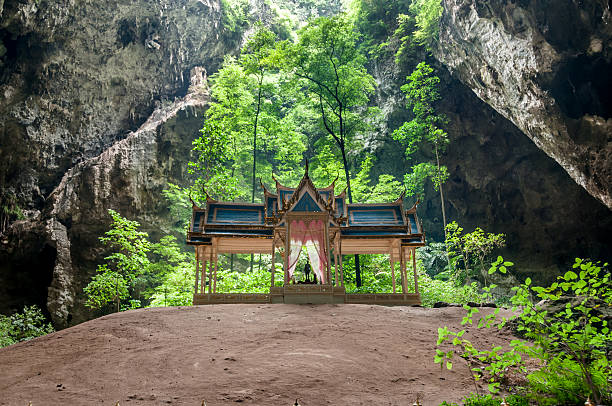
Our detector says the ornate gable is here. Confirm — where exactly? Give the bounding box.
[284,173,330,214]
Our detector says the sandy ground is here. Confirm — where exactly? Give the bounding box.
[0,304,518,406]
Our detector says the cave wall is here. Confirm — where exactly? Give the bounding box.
[435,0,612,209]
[0,0,233,326]
[0,0,609,327]
[371,52,612,282]
[0,0,231,210]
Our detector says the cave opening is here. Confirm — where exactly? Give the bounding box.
[549,55,612,119]
[1,242,56,320]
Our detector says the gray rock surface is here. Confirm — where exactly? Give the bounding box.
[436,0,612,209]
[0,0,228,208]
[0,0,228,325]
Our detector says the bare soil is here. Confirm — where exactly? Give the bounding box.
[0,304,518,406]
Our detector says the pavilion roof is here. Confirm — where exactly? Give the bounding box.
[187,168,425,247]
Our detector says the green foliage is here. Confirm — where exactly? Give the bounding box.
[409,0,443,49]
[83,266,130,310]
[83,210,199,310]
[219,0,249,35]
[84,210,152,312]
[445,222,506,284]
[342,254,479,306]
[280,14,379,202]
[347,0,412,58]
[393,13,418,64]
[439,394,528,406]
[148,236,195,307]
[0,305,54,348]
[217,265,277,293]
[394,62,449,235]
[1,190,25,233]
[351,156,403,203]
[161,183,194,235]
[419,271,480,307]
[190,26,307,202]
[417,241,450,278]
[393,62,448,158]
[404,162,448,197]
[435,258,612,404]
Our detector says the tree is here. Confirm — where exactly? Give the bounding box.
[240,23,277,203]
[189,56,251,202]
[83,209,151,312]
[409,0,443,49]
[394,62,449,237]
[148,236,195,307]
[351,155,403,203]
[280,15,379,286]
[444,221,505,285]
[281,15,377,205]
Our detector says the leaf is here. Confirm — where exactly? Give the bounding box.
[564,270,578,280]
[525,277,531,286]
[487,382,500,393]
[446,361,452,370]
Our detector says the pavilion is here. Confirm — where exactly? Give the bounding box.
[186,166,426,305]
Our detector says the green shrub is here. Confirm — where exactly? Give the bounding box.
[439,393,528,406]
[0,305,54,348]
[435,257,612,404]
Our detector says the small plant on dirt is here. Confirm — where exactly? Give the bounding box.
[84,209,152,312]
[434,257,612,404]
[439,393,528,406]
[0,305,54,348]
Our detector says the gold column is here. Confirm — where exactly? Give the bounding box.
[339,240,344,287]
[213,251,218,294]
[412,248,418,294]
[208,244,214,294]
[271,236,276,288]
[334,249,339,287]
[400,246,408,295]
[194,248,200,295]
[390,256,396,294]
[284,224,290,285]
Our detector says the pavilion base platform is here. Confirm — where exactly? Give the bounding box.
[193,287,420,306]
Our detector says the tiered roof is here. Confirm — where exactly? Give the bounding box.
[187,167,425,246]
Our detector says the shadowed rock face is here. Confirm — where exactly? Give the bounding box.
[0,0,231,326]
[0,0,229,209]
[373,60,611,282]
[436,0,612,209]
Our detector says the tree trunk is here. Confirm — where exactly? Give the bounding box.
[115,273,120,313]
[434,146,447,233]
[251,75,263,203]
[435,145,452,276]
[250,74,264,274]
[340,143,361,287]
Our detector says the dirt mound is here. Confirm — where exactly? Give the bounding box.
[0,304,516,405]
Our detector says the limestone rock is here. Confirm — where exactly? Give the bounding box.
[436,0,612,209]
